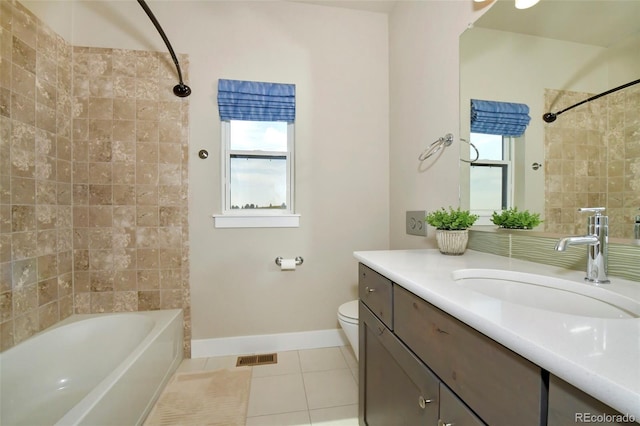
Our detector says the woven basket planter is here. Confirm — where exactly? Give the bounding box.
[435,229,469,255]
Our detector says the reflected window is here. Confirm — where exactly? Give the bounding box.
[469,133,513,211]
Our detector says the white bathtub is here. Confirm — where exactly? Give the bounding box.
[0,309,183,426]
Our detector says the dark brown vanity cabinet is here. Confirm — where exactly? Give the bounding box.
[358,264,484,426]
[394,285,544,426]
[359,304,439,425]
[358,263,635,426]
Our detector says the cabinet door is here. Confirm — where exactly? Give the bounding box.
[439,384,485,426]
[548,375,638,426]
[394,286,543,426]
[359,303,438,426]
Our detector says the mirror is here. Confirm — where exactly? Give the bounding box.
[460,0,640,241]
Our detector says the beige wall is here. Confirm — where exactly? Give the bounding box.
[388,1,486,249]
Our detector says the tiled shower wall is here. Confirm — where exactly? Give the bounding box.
[0,1,191,355]
[1,0,74,350]
[544,86,640,238]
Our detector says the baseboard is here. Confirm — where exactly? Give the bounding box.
[191,328,350,358]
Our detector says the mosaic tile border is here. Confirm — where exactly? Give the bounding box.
[469,228,640,282]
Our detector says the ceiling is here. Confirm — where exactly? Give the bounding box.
[473,0,640,48]
[289,0,397,14]
[287,0,640,48]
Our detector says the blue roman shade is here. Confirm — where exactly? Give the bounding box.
[470,99,531,137]
[218,79,295,122]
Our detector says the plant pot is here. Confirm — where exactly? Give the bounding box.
[435,229,469,255]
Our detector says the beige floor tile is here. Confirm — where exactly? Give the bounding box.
[247,373,309,417]
[303,369,358,410]
[252,350,301,378]
[299,346,349,372]
[175,357,207,373]
[310,404,359,425]
[246,410,311,426]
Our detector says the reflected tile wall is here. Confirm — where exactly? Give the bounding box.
[544,86,640,239]
[0,1,191,356]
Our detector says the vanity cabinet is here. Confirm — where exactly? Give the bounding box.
[358,262,636,426]
[359,303,439,425]
[394,285,544,426]
[359,264,484,426]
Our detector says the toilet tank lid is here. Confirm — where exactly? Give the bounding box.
[338,300,359,319]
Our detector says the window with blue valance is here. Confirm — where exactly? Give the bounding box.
[217,79,296,122]
[470,99,531,137]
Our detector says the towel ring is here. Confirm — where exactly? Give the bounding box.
[418,133,454,162]
[459,138,479,163]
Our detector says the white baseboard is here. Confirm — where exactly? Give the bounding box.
[191,328,350,359]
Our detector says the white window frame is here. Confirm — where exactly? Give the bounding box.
[213,120,299,228]
[469,134,515,224]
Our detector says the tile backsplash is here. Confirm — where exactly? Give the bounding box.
[0,0,191,355]
[469,229,640,282]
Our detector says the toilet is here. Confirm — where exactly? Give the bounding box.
[338,299,359,360]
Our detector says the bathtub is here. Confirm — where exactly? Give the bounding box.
[0,309,183,426]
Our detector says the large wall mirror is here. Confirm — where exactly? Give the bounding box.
[460,0,640,241]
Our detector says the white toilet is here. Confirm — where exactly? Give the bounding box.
[338,300,359,360]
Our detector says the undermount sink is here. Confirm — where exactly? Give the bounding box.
[451,269,640,319]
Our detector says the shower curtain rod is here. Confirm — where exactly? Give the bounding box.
[137,0,191,97]
[542,78,640,123]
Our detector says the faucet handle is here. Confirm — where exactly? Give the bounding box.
[578,207,605,215]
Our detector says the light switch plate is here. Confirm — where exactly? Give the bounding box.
[406,211,427,236]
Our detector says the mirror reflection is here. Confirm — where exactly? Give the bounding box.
[460,0,640,240]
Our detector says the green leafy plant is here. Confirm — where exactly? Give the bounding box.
[490,207,542,229]
[425,207,479,230]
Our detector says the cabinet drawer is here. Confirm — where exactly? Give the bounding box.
[359,302,439,426]
[394,285,543,426]
[358,263,393,329]
[439,384,484,426]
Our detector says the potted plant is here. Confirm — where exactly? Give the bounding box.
[425,207,479,255]
[490,207,542,230]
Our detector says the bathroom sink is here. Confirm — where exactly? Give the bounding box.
[451,269,640,319]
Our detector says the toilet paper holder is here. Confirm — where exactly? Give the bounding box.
[275,256,304,266]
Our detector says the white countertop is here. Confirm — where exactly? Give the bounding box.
[353,249,640,419]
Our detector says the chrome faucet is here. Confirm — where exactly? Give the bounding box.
[554,207,609,284]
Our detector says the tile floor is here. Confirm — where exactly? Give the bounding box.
[176,346,359,426]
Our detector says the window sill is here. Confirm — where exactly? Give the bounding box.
[212,214,300,228]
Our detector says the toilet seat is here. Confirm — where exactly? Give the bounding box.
[338,300,358,324]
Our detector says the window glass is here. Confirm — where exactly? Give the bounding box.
[230,120,287,152]
[470,164,507,210]
[229,155,287,210]
[469,132,513,212]
[471,132,504,160]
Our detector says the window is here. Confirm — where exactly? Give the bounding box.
[469,132,514,213]
[213,79,298,228]
[223,120,294,213]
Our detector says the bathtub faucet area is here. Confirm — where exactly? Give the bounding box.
[554,207,609,284]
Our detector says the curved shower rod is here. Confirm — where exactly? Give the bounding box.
[137,0,191,97]
[542,78,640,123]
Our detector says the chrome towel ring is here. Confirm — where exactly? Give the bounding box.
[418,133,454,162]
